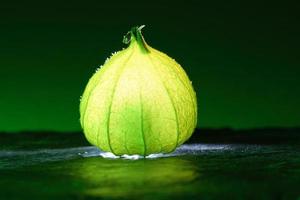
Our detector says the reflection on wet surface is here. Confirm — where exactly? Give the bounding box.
[1,143,300,199]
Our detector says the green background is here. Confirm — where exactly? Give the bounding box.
[0,0,299,132]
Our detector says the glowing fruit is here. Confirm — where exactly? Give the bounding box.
[80,26,197,156]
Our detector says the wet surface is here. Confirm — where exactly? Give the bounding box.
[1,131,300,199]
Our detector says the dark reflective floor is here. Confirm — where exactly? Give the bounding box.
[1,132,300,199]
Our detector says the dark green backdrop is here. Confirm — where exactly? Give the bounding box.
[0,0,299,132]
